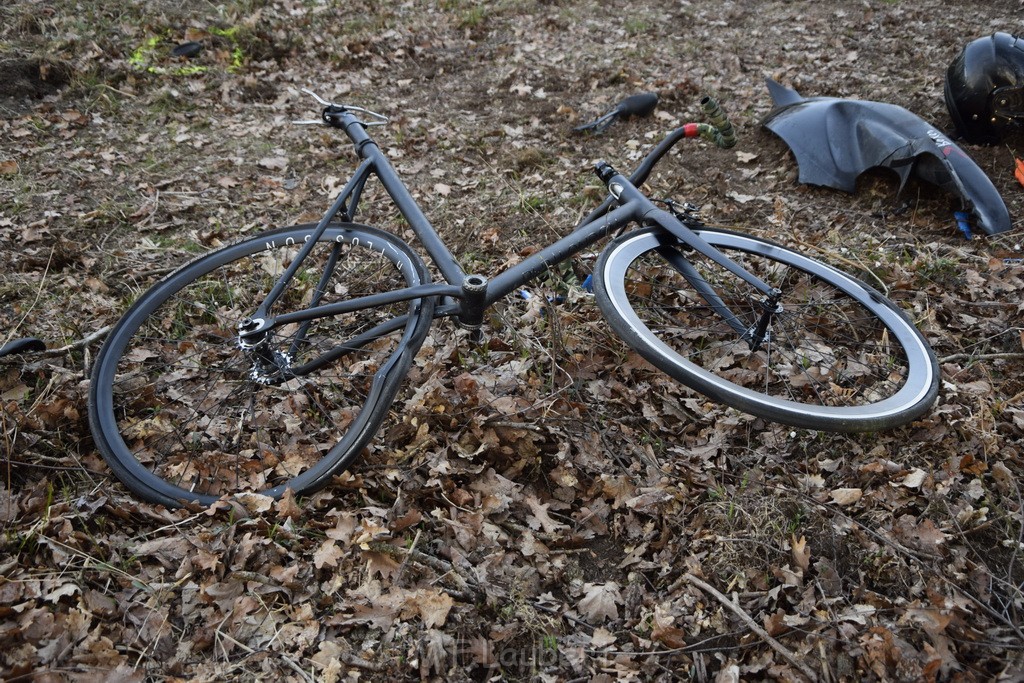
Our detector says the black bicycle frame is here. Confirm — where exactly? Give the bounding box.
[237,107,777,366]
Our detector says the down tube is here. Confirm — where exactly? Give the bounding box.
[485,201,639,303]
[365,144,467,286]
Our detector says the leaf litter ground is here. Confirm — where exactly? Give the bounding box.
[1,1,1023,681]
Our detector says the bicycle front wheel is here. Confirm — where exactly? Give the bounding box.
[595,227,938,432]
[89,223,434,507]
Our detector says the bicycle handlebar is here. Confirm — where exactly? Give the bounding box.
[628,95,736,187]
[579,95,737,226]
[299,87,736,230]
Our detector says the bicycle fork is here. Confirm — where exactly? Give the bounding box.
[742,288,784,352]
[597,161,784,353]
[658,245,783,351]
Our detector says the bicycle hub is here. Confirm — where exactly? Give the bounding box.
[238,316,269,349]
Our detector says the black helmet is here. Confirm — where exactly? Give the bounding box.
[944,32,1024,144]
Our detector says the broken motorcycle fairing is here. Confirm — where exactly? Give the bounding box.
[761,78,1011,235]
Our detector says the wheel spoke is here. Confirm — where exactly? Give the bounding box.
[596,228,937,431]
[90,225,434,506]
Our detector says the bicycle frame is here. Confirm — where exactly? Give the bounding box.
[237,105,778,369]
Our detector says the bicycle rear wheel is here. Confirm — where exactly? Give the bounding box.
[89,223,434,507]
[595,227,938,432]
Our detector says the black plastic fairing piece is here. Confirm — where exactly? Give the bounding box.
[761,79,1011,235]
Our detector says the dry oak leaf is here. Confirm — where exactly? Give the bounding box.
[469,468,521,515]
[235,491,274,513]
[364,550,401,580]
[830,487,863,506]
[258,156,289,171]
[311,642,346,683]
[579,582,622,623]
[275,488,302,521]
[314,539,344,569]
[410,588,455,628]
[524,494,567,534]
[326,511,358,543]
[791,534,811,572]
[133,536,190,567]
[764,609,789,637]
[893,515,947,554]
[590,627,617,648]
[898,468,928,489]
[651,603,688,648]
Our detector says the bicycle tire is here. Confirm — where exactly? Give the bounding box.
[89,222,434,507]
[595,227,938,432]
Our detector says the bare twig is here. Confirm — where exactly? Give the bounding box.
[340,652,384,672]
[2,248,53,350]
[532,599,595,631]
[214,630,313,682]
[481,419,547,432]
[368,540,482,600]
[40,325,112,357]
[939,352,1024,364]
[680,572,819,683]
[394,528,422,586]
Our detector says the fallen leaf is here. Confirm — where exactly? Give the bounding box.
[831,487,863,506]
[276,488,302,520]
[899,469,928,489]
[469,468,520,515]
[727,191,757,204]
[590,627,616,647]
[893,515,947,554]
[791,534,811,572]
[907,605,960,676]
[764,609,788,636]
[258,156,289,171]
[1015,158,1024,187]
[0,159,18,175]
[524,494,567,534]
[43,582,80,603]
[579,582,622,623]
[840,604,876,624]
[236,492,274,513]
[364,550,401,580]
[413,589,455,628]
[651,604,688,648]
[326,512,357,543]
[313,539,344,569]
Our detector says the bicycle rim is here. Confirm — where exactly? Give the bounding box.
[595,228,938,432]
[89,223,433,506]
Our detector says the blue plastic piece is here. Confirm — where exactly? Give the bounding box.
[954,210,973,240]
[581,274,594,293]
